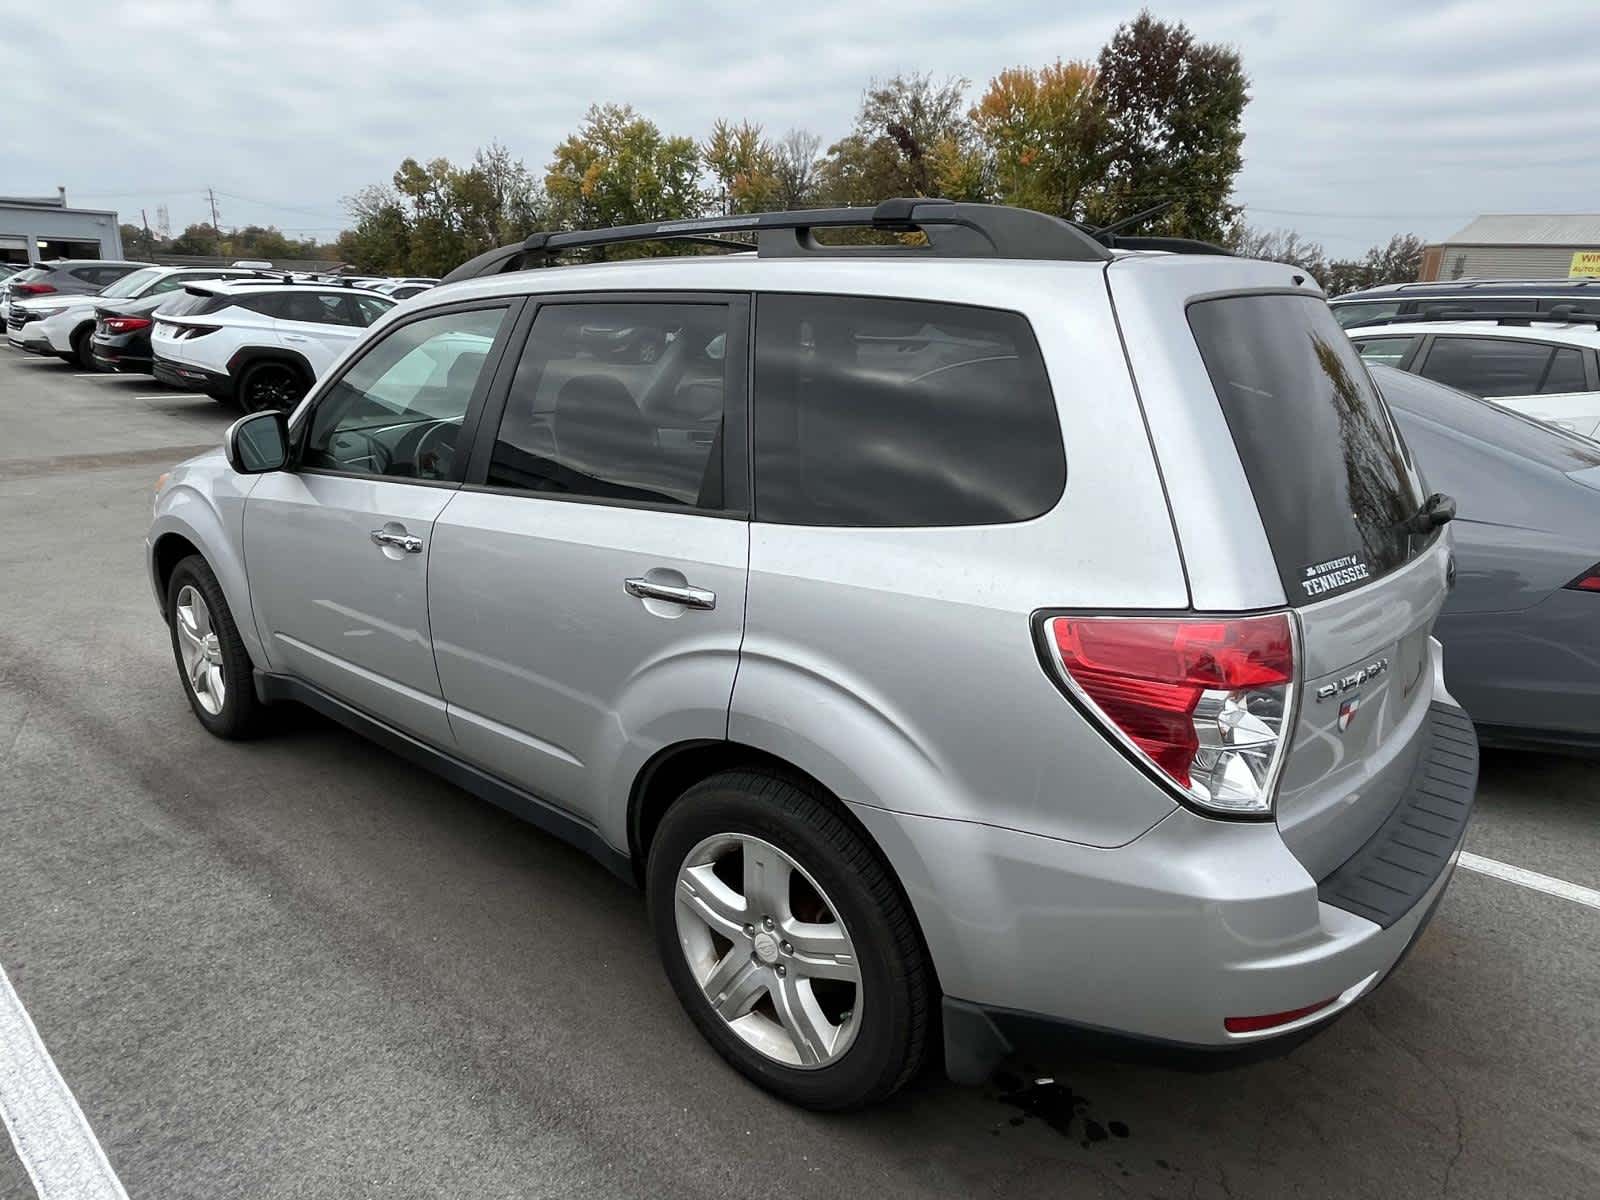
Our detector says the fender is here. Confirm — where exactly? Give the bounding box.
[226,345,318,392]
[149,458,271,669]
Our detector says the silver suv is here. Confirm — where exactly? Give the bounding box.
[147,200,1477,1110]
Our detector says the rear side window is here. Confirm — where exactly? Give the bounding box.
[1189,294,1424,605]
[752,295,1064,527]
[1354,336,1417,368]
[1543,348,1587,393]
[1332,301,1401,328]
[1419,337,1553,397]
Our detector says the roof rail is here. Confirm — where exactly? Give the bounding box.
[442,199,1116,282]
[1385,277,1599,292]
[1345,305,1600,330]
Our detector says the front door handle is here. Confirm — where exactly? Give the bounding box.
[371,528,424,554]
[625,577,716,610]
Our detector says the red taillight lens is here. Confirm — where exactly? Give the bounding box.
[1224,997,1337,1034]
[15,282,56,295]
[102,316,151,334]
[1044,613,1296,816]
[1566,563,1600,592]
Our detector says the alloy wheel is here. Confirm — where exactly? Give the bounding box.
[174,584,226,715]
[243,365,299,412]
[674,833,862,1069]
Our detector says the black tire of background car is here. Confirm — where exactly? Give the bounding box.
[646,768,932,1110]
[165,554,267,740]
[238,360,308,413]
[72,325,96,370]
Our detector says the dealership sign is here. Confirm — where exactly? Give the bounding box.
[1571,251,1600,277]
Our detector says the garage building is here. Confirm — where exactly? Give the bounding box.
[0,189,124,266]
[1419,214,1600,281]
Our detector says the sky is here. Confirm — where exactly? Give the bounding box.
[2,0,1596,256]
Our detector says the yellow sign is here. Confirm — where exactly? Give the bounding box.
[1571,250,1600,277]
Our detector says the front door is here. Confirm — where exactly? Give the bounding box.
[243,302,516,744]
[428,295,750,843]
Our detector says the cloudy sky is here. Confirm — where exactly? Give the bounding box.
[3,0,1595,255]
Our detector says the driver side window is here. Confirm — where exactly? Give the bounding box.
[302,306,507,480]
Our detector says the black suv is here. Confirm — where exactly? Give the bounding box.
[1331,278,1600,328]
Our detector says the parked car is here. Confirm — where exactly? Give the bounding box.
[1331,277,1600,328]
[0,263,20,279]
[1349,315,1600,438]
[149,200,1475,1110]
[1369,364,1600,750]
[89,291,189,375]
[371,280,437,300]
[1,259,149,333]
[10,266,267,367]
[150,280,393,409]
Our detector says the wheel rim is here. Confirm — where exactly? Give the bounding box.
[674,833,862,1069]
[244,366,298,412]
[174,585,226,715]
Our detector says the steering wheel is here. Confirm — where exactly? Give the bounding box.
[413,421,457,480]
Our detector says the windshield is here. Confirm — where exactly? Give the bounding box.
[100,268,165,298]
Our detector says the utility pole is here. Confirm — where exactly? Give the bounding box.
[207,187,223,261]
[140,208,153,258]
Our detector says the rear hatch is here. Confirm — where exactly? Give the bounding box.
[1112,260,1453,880]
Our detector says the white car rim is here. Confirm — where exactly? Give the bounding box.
[674,833,862,1069]
[174,584,226,716]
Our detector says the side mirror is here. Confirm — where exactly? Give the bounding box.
[225,410,290,474]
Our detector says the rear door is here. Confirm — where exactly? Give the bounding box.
[243,301,517,744]
[1186,292,1451,880]
[1416,335,1600,437]
[272,290,369,377]
[427,294,750,836]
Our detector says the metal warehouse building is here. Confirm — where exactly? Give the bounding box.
[0,189,124,267]
[1420,214,1600,281]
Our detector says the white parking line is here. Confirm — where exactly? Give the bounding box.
[0,962,128,1200]
[70,374,124,380]
[1458,851,1600,912]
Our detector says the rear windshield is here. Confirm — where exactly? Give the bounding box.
[1189,294,1426,605]
[159,291,229,317]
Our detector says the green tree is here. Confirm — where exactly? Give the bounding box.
[449,141,547,250]
[168,222,221,256]
[1091,11,1249,241]
[970,59,1103,219]
[1227,226,1329,281]
[702,119,780,214]
[339,184,412,273]
[545,104,704,254]
[817,74,988,205]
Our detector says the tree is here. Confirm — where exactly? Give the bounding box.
[1227,226,1329,281]
[168,222,221,256]
[773,129,822,210]
[339,184,412,273]
[450,141,547,249]
[1091,11,1249,241]
[545,103,704,254]
[816,74,987,205]
[702,119,780,214]
[971,60,1103,219]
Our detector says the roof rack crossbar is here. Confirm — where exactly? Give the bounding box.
[442,199,1115,282]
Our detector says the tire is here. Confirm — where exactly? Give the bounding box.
[72,325,96,370]
[166,555,265,739]
[237,360,307,413]
[647,769,931,1110]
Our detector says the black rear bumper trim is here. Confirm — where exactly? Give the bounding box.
[1316,702,1478,928]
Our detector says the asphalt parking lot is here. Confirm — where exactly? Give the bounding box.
[0,348,1596,1200]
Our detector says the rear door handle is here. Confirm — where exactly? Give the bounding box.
[625,577,716,609]
[371,528,424,554]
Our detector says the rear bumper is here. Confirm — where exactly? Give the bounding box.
[847,691,1477,1083]
[153,356,229,397]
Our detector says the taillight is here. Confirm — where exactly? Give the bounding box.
[1042,613,1296,817]
[102,316,152,334]
[1566,563,1600,592]
[14,282,56,296]
[175,324,219,340]
[1224,997,1336,1034]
